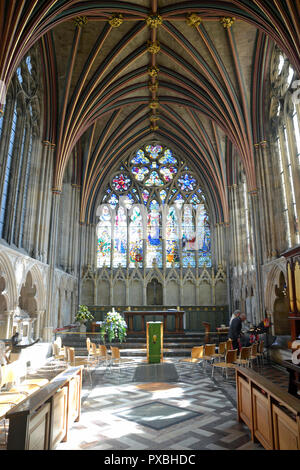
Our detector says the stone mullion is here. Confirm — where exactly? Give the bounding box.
[279,128,294,247]
[42,148,55,264]
[22,135,40,253]
[249,192,264,322]
[5,104,24,244]
[65,185,75,272]
[32,142,49,259]
[285,118,300,244]
[73,187,81,275]
[126,213,130,268]
[229,187,237,267]
[44,191,61,341]
[255,144,269,263]
[14,122,30,247]
[261,143,277,257]
[0,96,14,208]
[232,185,241,268]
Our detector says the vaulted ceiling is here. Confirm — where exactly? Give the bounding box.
[0,1,299,224]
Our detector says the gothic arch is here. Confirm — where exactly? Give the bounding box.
[0,251,17,311]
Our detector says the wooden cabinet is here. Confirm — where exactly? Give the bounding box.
[252,387,273,449]
[237,375,252,429]
[236,368,300,450]
[50,388,68,449]
[28,403,51,450]
[272,404,300,450]
[6,366,82,450]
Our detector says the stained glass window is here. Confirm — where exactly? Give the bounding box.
[96,143,211,269]
[97,205,112,267]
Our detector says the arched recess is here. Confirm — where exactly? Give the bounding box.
[264,261,287,325]
[273,272,290,336]
[19,271,38,316]
[147,278,163,306]
[0,251,18,311]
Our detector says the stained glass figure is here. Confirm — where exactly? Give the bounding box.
[147,200,162,267]
[97,206,112,267]
[129,206,143,267]
[182,206,196,267]
[142,190,150,205]
[113,207,127,267]
[112,173,131,192]
[160,190,167,204]
[197,205,211,267]
[166,207,179,267]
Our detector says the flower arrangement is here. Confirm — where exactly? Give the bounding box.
[75,305,94,324]
[103,308,127,343]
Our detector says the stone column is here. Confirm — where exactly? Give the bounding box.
[4,311,14,339]
[44,190,61,342]
[249,190,264,323]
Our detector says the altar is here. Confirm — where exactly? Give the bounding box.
[123,310,185,335]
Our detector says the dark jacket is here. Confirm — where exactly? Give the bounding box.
[228,317,242,340]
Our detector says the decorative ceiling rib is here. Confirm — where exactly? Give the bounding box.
[0,1,299,225]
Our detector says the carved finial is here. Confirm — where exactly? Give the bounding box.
[74,16,87,28]
[109,14,124,28]
[149,114,160,123]
[146,14,163,29]
[147,40,161,54]
[148,66,159,78]
[150,124,159,131]
[186,13,202,27]
[148,80,159,93]
[220,17,235,29]
[149,99,159,110]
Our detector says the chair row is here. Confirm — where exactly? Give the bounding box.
[180,340,265,377]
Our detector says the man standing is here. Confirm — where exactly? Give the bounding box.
[228,313,247,350]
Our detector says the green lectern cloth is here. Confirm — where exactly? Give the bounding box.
[147,322,162,364]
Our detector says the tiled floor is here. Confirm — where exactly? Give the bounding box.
[0,358,290,451]
[55,358,289,451]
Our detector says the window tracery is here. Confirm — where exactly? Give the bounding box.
[97,143,211,269]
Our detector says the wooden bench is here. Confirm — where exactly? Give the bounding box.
[236,366,300,450]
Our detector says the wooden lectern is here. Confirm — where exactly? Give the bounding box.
[146,322,163,364]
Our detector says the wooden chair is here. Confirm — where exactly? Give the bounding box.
[256,341,265,366]
[235,346,252,367]
[178,346,204,371]
[226,339,232,351]
[249,343,258,368]
[110,346,135,374]
[211,349,238,379]
[202,344,217,370]
[66,347,95,386]
[214,342,227,362]
[52,341,66,362]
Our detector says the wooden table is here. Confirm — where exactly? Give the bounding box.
[123,310,185,335]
